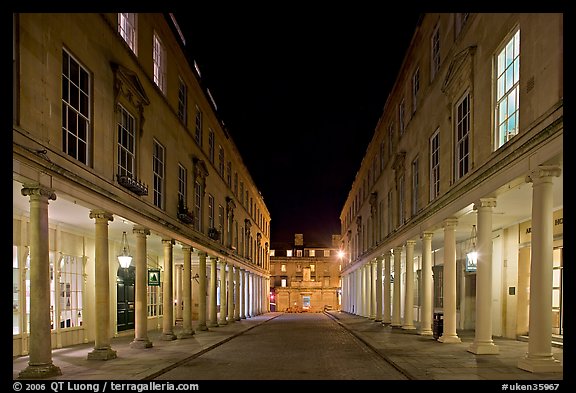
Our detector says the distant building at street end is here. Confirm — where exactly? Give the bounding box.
[270,234,342,312]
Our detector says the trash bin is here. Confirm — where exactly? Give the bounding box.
[433,312,443,340]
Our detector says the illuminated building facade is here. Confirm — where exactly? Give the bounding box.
[339,13,563,373]
[13,13,271,378]
[270,234,342,312]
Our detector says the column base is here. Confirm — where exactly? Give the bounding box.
[130,338,153,349]
[227,319,235,324]
[419,329,433,336]
[391,323,403,329]
[235,316,241,321]
[160,332,176,341]
[207,321,219,328]
[218,320,228,326]
[374,318,382,323]
[18,362,62,379]
[518,356,562,373]
[402,325,417,330]
[467,341,499,354]
[87,347,117,360]
[177,329,195,339]
[438,334,461,343]
[240,315,247,319]
[197,323,209,331]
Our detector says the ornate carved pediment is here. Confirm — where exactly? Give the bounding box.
[441,46,477,98]
[226,196,236,213]
[369,192,378,217]
[112,62,150,109]
[392,151,406,172]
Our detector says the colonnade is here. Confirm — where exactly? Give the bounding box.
[18,182,269,378]
[340,165,562,372]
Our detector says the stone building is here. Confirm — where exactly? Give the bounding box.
[270,234,342,312]
[339,13,562,373]
[13,13,271,378]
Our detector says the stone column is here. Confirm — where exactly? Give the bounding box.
[130,226,152,348]
[518,166,562,372]
[234,267,241,320]
[160,239,176,340]
[207,256,218,327]
[175,263,183,321]
[356,268,362,315]
[382,250,392,324]
[392,246,403,327]
[227,264,235,323]
[245,270,251,318]
[375,256,383,322]
[219,260,228,325]
[468,198,499,353]
[18,186,62,378]
[360,264,367,317]
[197,251,208,331]
[178,246,194,338]
[420,232,434,335]
[86,210,118,360]
[439,219,461,343]
[403,240,416,330]
[369,261,376,319]
[240,268,246,319]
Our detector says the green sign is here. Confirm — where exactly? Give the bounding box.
[148,269,161,286]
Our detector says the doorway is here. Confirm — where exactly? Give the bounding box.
[117,266,135,331]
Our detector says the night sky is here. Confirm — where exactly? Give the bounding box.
[174,8,422,245]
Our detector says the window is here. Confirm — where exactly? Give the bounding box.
[296,250,302,257]
[412,67,420,113]
[62,49,90,164]
[13,246,21,335]
[218,205,224,244]
[431,24,441,80]
[147,279,163,317]
[412,157,419,216]
[152,140,165,208]
[208,194,215,229]
[281,278,287,287]
[218,145,225,177]
[398,175,405,225]
[430,128,440,201]
[310,264,315,273]
[118,13,137,53]
[55,254,84,329]
[399,100,405,135]
[495,29,520,149]
[178,78,187,125]
[380,140,385,171]
[194,106,202,146]
[117,105,135,178]
[269,249,275,257]
[194,181,202,231]
[208,129,215,163]
[178,164,187,207]
[388,123,394,158]
[153,32,166,94]
[455,13,469,37]
[286,250,293,257]
[226,161,232,187]
[456,92,470,179]
[234,172,238,196]
[309,250,315,257]
[387,190,393,234]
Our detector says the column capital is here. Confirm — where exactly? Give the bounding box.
[393,246,403,254]
[196,250,207,258]
[162,239,175,246]
[133,226,150,237]
[181,245,193,253]
[474,197,497,210]
[526,165,561,183]
[384,250,393,258]
[443,217,459,229]
[406,239,417,246]
[375,255,384,262]
[89,210,114,222]
[421,231,434,240]
[21,184,56,201]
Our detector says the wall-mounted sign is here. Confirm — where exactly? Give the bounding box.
[148,269,160,286]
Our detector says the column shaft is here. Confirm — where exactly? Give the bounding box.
[197,252,208,330]
[130,227,152,348]
[219,260,228,325]
[19,186,62,378]
[178,246,194,338]
[403,241,416,330]
[392,247,403,327]
[375,256,383,322]
[207,257,218,327]
[421,233,433,335]
[227,265,235,323]
[439,219,461,343]
[160,240,176,340]
[383,251,391,324]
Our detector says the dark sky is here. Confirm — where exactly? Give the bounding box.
[174,9,421,245]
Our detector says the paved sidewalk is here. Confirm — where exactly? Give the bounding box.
[13,314,282,381]
[327,311,564,381]
[13,311,565,382]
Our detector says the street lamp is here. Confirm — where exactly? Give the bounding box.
[466,225,478,272]
[118,231,133,269]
